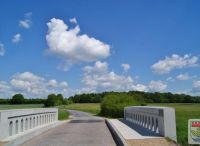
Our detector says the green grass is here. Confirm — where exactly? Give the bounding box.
[148,103,200,146]
[0,104,44,110]
[61,103,100,115]
[58,109,70,120]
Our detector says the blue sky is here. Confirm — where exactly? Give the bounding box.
[0,0,200,98]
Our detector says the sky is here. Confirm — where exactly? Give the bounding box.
[1,0,200,98]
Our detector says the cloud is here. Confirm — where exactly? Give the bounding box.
[176,73,190,80]
[0,43,5,56]
[46,18,110,70]
[0,81,12,97]
[82,61,147,92]
[9,72,70,98]
[69,17,77,24]
[191,80,200,94]
[48,79,58,87]
[12,33,22,43]
[151,54,198,74]
[19,12,32,29]
[121,64,130,72]
[166,77,175,82]
[60,81,68,88]
[10,72,45,95]
[148,80,167,92]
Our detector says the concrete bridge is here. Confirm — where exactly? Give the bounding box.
[0,106,177,146]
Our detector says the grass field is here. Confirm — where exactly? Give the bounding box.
[0,104,44,110]
[148,103,200,146]
[61,103,100,115]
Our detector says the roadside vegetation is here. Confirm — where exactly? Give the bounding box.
[0,104,43,110]
[100,93,145,118]
[61,103,100,115]
[58,108,70,120]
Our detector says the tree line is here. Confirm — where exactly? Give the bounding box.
[69,91,200,103]
[0,91,200,106]
[0,93,72,106]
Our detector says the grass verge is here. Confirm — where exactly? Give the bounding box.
[58,109,70,120]
[0,104,44,110]
[60,103,100,115]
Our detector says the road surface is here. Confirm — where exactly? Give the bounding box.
[21,110,116,146]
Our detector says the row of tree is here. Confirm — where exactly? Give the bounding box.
[1,91,200,106]
[69,91,200,103]
[0,94,46,104]
[0,94,71,106]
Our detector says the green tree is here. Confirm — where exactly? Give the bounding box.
[10,94,25,104]
[44,94,64,107]
[100,93,145,118]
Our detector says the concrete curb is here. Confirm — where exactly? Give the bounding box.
[105,119,128,146]
[2,120,70,146]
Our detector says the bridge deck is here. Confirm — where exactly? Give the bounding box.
[21,110,116,146]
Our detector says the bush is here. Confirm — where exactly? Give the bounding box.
[100,93,145,118]
[44,94,65,107]
[10,94,25,104]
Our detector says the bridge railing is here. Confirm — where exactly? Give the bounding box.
[124,106,177,141]
[0,108,58,140]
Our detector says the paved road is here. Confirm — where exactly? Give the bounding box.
[21,110,116,146]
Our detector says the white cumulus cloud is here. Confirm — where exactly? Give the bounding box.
[121,64,130,72]
[60,81,68,88]
[151,54,198,74]
[148,80,167,92]
[0,43,5,56]
[46,18,110,70]
[0,81,12,97]
[19,12,32,29]
[82,61,146,92]
[191,80,200,94]
[12,33,22,43]
[10,72,70,97]
[48,79,58,87]
[69,17,77,24]
[176,73,190,80]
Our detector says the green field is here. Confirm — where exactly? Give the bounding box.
[148,103,200,146]
[61,103,100,115]
[0,104,44,110]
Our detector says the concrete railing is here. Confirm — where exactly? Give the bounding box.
[124,106,177,141]
[0,108,58,140]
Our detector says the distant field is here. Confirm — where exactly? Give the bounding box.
[0,104,44,110]
[148,103,200,146]
[61,103,100,115]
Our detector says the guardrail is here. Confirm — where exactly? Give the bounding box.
[124,106,177,141]
[0,108,58,140]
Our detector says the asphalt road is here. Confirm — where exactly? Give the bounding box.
[21,110,116,146]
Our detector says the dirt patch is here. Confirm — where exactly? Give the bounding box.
[126,138,178,146]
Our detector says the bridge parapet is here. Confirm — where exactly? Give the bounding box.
[124,106,177,141]
[0,108,58,140]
